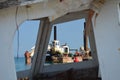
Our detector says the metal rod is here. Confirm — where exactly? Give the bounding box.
[54,26,57,40]
[84,22,88,51]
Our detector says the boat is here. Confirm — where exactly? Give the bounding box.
[25,26,89,64]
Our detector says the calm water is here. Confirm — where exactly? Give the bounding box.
[14,57,31,72]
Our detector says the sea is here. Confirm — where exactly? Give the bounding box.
[14,57,51,72]
[14,57,31,72]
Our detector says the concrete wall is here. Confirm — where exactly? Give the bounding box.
[0,4,52,80]
[94,0,120,80]
[0,7,17,80]
[0,1,59,80]
[0,5,54,80]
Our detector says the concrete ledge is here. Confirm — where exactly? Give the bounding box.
[43,60,97,73]
[33,66,98,80]
[17,70,30,79]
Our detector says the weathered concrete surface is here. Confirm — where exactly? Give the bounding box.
[0,0,92,80]
[33,66,98,80]
[93,0,120,80]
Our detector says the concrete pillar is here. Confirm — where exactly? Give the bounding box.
[30,17,52,78]
[93,0,120,80]
[85,9,99,65]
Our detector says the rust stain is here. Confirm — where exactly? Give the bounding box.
[26,5,31,8]
[94,13,99,27]
[86,9,95,34]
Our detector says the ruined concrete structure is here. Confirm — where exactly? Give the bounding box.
[0,0,120,80]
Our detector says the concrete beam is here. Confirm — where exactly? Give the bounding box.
[30,17,52,79]
[51,9,89,25]
[88,17,99,65]
[85,9,99,65]
[43,60,98,73]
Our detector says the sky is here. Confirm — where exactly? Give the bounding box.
[13,18,85,57]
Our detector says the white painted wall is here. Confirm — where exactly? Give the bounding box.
[0,7,17,80]
[93,0,120,80]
